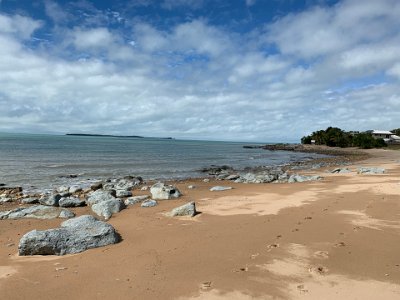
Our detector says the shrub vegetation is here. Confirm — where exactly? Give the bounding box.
[301,127,387,149]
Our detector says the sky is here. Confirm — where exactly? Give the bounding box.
[0,0,399,142]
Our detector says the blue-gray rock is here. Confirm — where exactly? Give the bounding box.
[18,215,119,256]
[358,167,385,174]
[288,174,323,183]
[331,168,352,174]
[226,174,240,181]
[39,193,61,206]
[0,205,74,220]
[20,197,40,204]
[58,209,76,219]
[124,195,149,206]
[87,189,116,205]
[115,177,142,191]
[150,183,181,200]
[169,202,197,217]
[90,182,103,191]
[141,199,158,207]
[91,199,124,220]
[116,190,132,198]
[59,196,86,207]
[69,186,82,193]
[210,186,233,191]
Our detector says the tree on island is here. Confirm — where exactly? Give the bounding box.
[301,127,387,149]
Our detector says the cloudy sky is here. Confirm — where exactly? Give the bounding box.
[0,0,399,142]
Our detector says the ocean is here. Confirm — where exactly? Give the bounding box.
[0,133,324,191]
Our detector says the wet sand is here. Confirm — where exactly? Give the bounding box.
[1,148,400,299]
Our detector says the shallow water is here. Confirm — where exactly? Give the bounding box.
[0,133,324,190]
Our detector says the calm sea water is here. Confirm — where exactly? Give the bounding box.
[0,133,323,191]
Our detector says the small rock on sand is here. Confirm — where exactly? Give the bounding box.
[210,186,233,191]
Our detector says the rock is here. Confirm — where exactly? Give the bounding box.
[169,202,197,217]
[59,197,86,207]
[358,167,385,174]
[57,186,69,193]
[235,173,276,184]
[210,186,233,191]
[115,177,142,191]
[69,186,82,193]
[20,197,40,204]
[39,193,61,206]
[188,185,196,189]
[288,174,323,183]
[141,200,157,207]
[91,199,124,220]
[86,190,116,205]
[116,190,132,198]
[0,196,13,203]
[18,215,119,256]
[331,168,352,174]
[201,165,233,175]
[102,183,115,190]
[0,205,75,220]
[141,186,149,191]
[226,174,240,181]
[59,209,76,219]
[124,195,149,206]
[203,178,210,183]
[90,182,103,191]
[150,183,181,200]
[0,186,22,193]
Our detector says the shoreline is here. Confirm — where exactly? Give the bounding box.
[0,148,399,299]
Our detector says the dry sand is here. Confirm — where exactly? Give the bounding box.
[1,148,400,299]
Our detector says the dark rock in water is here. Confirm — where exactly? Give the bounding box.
[59,174,78,178]
[169,202,197,217]
[0,183,6,187]
[0,205,75,220]
[91,199,125,220]
[18,215,119,256]
[141,199,157,207]
[150,183,181,200]
[59,197,86,207]
[200,165,233,175]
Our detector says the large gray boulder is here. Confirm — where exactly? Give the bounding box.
[358,167,385,174]
[169,202,197,217]
[150,183,181,200]
[0,205,75,220]
[39,193,61,206]
[91,199,124,220]
[141,199,157,207]
[86,189,116,205]
[18,215,119,256]
[59,196,86,207]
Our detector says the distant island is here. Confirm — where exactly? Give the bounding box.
[66,133,174,140]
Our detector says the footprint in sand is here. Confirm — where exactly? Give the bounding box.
[334,242,346,247]
[292,228,299,232]
[201,281,212,289]
[304,216,312,220]
[308,265,329,275]
[297,284,309,294]
[266,244,279,252]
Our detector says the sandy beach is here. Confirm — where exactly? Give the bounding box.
[1,148,400,299]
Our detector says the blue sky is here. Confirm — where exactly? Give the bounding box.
[0,0,399,142]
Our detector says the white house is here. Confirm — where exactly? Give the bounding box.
[370,130,400,143]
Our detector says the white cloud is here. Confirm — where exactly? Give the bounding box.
[72,27,115,50]
[0,14,42,39]
[0,0,399,142]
